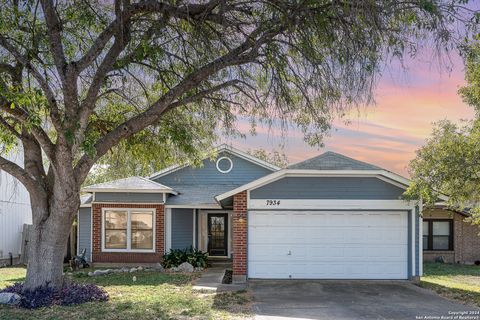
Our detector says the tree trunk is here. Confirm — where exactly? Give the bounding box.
[23,182,80,291]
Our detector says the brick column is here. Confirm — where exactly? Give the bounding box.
[232,191,247,283]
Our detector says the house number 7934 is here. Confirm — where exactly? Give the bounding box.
[266,200,281,206]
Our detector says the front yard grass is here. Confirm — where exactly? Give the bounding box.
[421,262,480,307]
[0,267,251,320]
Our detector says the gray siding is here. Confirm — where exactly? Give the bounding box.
[171,208,193,250]
[250,177,404,200]
[154,152,272,186]
[94,192,164,203]
[78,207,92,262]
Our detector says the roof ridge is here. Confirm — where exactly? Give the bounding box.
[324,151,382,170]
[288,151,382,170]
[136,176,174,190]
[82,176,175,193]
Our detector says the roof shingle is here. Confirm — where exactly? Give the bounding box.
[288,151,382,171]
[83,176,175,193]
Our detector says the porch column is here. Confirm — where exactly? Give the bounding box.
[232,191,247,283]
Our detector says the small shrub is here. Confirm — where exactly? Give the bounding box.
[162,246,208,268]
[0,281,108,309]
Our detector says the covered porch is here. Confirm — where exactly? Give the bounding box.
[165,207,233,259]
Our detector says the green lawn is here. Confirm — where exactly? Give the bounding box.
[421,262,480,307]
[0,267,251,320]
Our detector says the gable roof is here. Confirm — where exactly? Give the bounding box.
[288,151,381,170]
[215,168,411,204]
[215,152,411,204]
[165,184,234,207]
[82,176,177,194]
[148,144,280,180]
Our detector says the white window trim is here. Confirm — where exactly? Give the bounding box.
[101,208,156,253]
[165,208,172,253]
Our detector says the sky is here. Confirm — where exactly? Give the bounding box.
[223,49,476,177]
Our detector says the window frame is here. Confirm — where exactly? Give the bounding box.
[102,208,156,253]
[423,219,453,251]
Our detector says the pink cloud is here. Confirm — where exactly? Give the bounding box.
[223,50,476,177]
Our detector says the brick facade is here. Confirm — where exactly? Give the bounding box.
[423,208,480,264]
[232,191,247,277]
[92,203,164,263]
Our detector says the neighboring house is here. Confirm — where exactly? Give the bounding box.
[0,150,31,264]
[78,144,424,282]
[423,206,480,264]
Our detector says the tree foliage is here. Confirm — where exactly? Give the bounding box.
[406,35,480,224]
[247,148,289,168]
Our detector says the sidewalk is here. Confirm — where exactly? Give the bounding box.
[193,267,247,292]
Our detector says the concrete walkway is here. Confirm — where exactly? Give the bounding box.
[193,267,246,292]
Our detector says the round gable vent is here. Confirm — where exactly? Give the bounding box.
[216,156,233,173]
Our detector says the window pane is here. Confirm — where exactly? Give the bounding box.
[131,212,153,229]
[105,210,127,229]
[423,236,429,250]
[433,221,450,236]
[433,236,450,250]
[105,230,127,249]
[132,230,153,249]
[423,221,429,235]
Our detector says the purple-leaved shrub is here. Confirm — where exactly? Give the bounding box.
[0,282,108,309]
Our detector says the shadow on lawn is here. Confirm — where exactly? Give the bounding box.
[72,271,195,287]
[423,262,480,277]
[419,281,480,307]
[212,290,253,315]
[2,277,26,284]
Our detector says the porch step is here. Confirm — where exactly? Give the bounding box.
[207,258,232,268]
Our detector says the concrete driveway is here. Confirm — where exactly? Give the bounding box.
[250,280,479,320]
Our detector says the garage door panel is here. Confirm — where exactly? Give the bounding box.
[309,246,345,258]
[345,229,365,242]
[249,244,292,261]
[327,213,348,226]
[248,210,409,280]
[251,262,290,279]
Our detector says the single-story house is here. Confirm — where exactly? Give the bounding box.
[77,144,480,282]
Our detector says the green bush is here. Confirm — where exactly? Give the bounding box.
[162,246,208,269]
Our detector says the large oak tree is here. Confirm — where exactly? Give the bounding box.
[0,0,471,290]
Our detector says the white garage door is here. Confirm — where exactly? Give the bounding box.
[248,211,408,279]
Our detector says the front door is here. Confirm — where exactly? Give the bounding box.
[207,213,228,256]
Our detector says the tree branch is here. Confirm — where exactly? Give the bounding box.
[74,0,227,147]
[0,35,63,129]
[0,116,23,139]
[0,154,42,194]
[0,99,56,161]
[169,79,240,109]
[73,19,282,180]
[39,0,67,81]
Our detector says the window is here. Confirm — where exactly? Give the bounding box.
[103,209,155,252]
[105,210,127,249]
[423,219,453,251]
